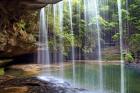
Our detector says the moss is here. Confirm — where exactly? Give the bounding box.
[0,68,4,75]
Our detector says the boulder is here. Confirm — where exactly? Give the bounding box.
[0,77,87,93]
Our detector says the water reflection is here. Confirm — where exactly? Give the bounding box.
[41,63,140,93]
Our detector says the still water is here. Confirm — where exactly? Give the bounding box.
[42,63,140,93]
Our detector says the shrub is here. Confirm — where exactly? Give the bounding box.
[124,52,134,63]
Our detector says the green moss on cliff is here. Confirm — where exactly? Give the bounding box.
[0,11,39,57]
[0,68,4,75]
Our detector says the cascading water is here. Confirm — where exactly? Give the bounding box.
[52,2,65,79]
[38,7,50,66]
[95,0,104,91]
[38,0,127,93]
[68,0,76,86]
[58,1,64,79]
[117,0,125,93]
[38,7,51,77]
[83,0,103,91]
[53,4,57,64]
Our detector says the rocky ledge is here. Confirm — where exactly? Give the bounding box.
[0,76,87,93]
[0,0,62,10]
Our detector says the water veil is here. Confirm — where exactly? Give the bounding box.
[37,0,131,93]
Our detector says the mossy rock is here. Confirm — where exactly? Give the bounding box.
[0,77,86,93]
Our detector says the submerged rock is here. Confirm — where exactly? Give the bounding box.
[125,63,140,73]
[6,64,42,77]
[0,77,86,93]
[6,64,63,77]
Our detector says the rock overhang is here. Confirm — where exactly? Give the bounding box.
[0,0,62,11]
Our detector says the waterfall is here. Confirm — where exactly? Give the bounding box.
[37,0,127,93]
[38,8,50,65]
[52,1,64,79]
[117,0,125,93]
[94,0,103,91]
[68,0,76,86]
[83,0,103,91]
[38,7,50,76]
[58,1,64,79]
[53,4,57,64]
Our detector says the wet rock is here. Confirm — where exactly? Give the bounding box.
[0,60,12,67]
[0,77,86,93]
[0,75,15,83]
[0,86,29,93]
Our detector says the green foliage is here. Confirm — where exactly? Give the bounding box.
[124,53,134,63]
[129,0,140,32]
[16,19,26,31]
[129,34,140,53]
[99,17,117,30]
[44,0,140,60]
[100,5,109,12]
[112,33,120,41]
